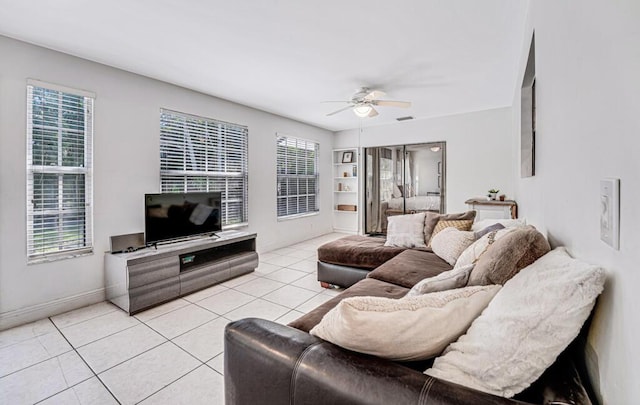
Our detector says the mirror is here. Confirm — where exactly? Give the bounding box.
[364,142,446,235]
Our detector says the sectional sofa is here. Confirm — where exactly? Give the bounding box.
[224,212,604,404]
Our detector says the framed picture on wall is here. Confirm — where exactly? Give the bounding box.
[342,151,354,163]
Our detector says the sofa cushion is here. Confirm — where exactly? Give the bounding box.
[430,227,476,266]
[367,249,452,289]
[405,264,474,297]
[426,247,606,398]
[468,225,550,286]
[318,235,406,270]
[424,210,476,244]
[310,285,501,361]
[288,277,409,332]
[384,212,427,248]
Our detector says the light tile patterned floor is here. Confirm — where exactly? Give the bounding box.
[0,233,345,405]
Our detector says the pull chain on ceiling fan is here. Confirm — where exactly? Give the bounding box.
[324,87,411,118]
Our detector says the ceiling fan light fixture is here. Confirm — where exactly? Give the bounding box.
[353,104,372,118]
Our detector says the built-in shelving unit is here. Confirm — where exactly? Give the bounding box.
[332,148,359,233]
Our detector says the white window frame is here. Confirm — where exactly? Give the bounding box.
[159,109,249,227]
[276,134,320,220]
[26,79,94,263]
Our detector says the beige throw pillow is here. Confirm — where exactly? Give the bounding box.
[384,212,427,248]
[426,248,606,397]
[310,285,501,361]
[428,219,474,247]
[405,264,474,297]
[430,227,476,266]
[424,211,476,245]
[467,225,550,286]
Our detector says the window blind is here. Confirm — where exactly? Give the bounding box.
[276,135,319,218]
[26,84,94,262]
[160,109,248,227]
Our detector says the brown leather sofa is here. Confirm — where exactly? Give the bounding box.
[224,238,595,404]
[317,210,477,288]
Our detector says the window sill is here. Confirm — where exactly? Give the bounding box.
[223,222,249,230]
[28,249,94,265]
[277,212,320,222]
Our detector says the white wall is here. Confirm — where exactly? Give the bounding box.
[334,107,515,214]
[0,36,334,328]
[512,1,640,403]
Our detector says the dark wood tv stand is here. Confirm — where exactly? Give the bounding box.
[105,231,258,314]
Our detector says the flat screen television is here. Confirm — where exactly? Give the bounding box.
[145,192,222,244]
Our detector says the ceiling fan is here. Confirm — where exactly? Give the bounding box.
[325,87,411,118]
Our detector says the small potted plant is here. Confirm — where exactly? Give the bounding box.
[487,188,500,200]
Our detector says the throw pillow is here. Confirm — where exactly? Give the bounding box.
[384,212,427,248]
[428,219,474,247]
[405,264,474,297]
[454,227,516,269]
[430,228,476,266]
[471,218,527,232]
[474,222,505,239]
[467,225,550,286]
[310,285,501,361]
[425,247,606,397]
[424,211,476,245]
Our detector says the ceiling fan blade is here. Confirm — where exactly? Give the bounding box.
[368,106,379,117]
[326,104,354,116]
[321,100,351,104]
[363,90,386,101]
[373,100,412,108]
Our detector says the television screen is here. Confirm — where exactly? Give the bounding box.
[145,192,222,244]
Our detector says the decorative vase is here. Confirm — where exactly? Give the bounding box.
[488,192,497,200]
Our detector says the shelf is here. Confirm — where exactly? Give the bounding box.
[333,147,359,233]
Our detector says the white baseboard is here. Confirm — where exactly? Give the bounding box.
[0,288,106,331]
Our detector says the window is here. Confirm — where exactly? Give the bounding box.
[26,81,94,262]
[276,135,319,218]
[160,109,248,227]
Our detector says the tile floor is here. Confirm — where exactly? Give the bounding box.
[0,233,346,405]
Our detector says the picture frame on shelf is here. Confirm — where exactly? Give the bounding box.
[342,151,354,163]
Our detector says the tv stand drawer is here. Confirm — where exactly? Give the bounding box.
[128,256,179,289]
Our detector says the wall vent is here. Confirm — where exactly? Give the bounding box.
[396,116,414,121]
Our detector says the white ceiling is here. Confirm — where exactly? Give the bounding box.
[0,0,528,132]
